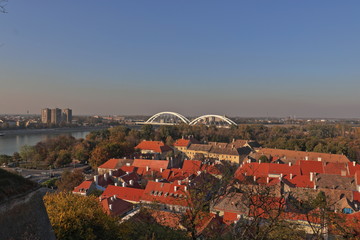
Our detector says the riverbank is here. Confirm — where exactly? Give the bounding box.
[0,126,109,136]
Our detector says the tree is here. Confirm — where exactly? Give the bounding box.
[55,149,72,168]
[43,192,120,240]
[141,125,154,140]
[89,142,133,168]
[55,169,84,192]
[19,145,36,162]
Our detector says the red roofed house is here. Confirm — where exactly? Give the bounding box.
[255,148,350,165]
[141,181,189,212]
[173,137,200,155]
[102,185,145,203]
[135,140,172,159]
[100,196,134,217]
[98,158,134,175]
[72,180,96,196]
[132,159,170,177]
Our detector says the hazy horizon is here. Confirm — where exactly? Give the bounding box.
[1,1,360,118]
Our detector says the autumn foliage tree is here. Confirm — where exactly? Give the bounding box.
[43,192,120,240]
[55,169,84,192]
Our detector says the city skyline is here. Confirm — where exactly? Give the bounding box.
[1,1,360,117]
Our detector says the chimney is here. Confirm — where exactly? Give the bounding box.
[310,172,314,182]
[178,180,181,185]
[305,156,309,161]
[109,204,113,211]
[280,173,283,179]
[259,160,261,164]
[113,194,117,200]
[155,178,159,182]
[94,175,99,184]
[266,177,269,184]
[184,186,187,191]
[317,157,322,162]
[115,182,118,186]
[126,162,130,166]
[129,180,134,186]
[104,173,107,181]
[122,182,126,187]
[290,173,293,179]
[353,162,356,167]
[288,162,292,166]
[314,184,317,190]
[109,170,113,176]
[146,166,149,171]
[160,168,163,173]
[253,176,256,182]
[174,186,177,192]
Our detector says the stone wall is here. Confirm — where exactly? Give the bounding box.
[0,188,55,240]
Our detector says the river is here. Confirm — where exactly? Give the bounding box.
[0,128,102,155]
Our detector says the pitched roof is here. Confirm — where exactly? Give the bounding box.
[101,197,133,216]
[174,139,190,147]
[283,175,314,188]
[135,141,172,153]
[132,159,169,170]
[182,160,202,173]
[188,144,212,152]
[316,174,356,191]
[73,180,94,193]
[98,158,134,169]
[298,160,324,175]
[347,162,360,176]
[324,163,348,176]
[257,148,350,164]
[102,185,144,202]
[141,181,188,206]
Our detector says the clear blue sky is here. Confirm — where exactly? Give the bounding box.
[1,1,360,117]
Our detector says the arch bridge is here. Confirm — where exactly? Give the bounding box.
[139,112,237,127]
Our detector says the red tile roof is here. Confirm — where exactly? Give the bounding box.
[73,180,93,193]
[257,148,350,163]
[102,185,144,203]
[283,175,314,188]
[101,197,133,216]
[141,181,189,206]
[223,211,239,225]
[120,165,137,173]
[353,191,360,203]
[182,160,202,173]
[348,162,360,176]
[174,139,191,147]
[355,171,360,185]
[324,163,348,176]
[135,141,172,153]
[132,159,169,170]
[98,158,122,169]
[298,160,324,175]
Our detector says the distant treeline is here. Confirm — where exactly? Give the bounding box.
[1,123,359,169]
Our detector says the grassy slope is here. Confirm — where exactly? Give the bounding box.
[0,168,38,202]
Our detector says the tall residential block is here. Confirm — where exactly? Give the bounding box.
[62,108,72,123]
[51,108,62,124]
[41,108,51,124]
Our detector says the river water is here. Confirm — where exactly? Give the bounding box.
[0,129,93,155]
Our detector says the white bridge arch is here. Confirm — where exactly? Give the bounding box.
[145,111,190,124]
[189,114,237,126]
